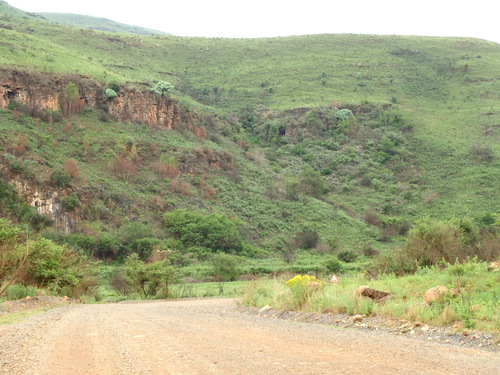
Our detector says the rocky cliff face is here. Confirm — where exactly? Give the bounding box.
[107,90,185,129]
[11,178,75,233]
[0,68,194,129]
[0,68,198,232]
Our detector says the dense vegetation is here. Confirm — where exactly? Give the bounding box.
[0,1,498,331]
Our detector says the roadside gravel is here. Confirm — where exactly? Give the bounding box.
[243,306,500,351]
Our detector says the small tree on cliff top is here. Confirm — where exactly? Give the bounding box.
[151,81,174,97]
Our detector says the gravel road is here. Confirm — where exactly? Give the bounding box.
[0,298,498,374]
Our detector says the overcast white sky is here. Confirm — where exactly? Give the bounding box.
[5,0,500,44]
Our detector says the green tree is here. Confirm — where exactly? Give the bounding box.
[0,219,25,296]
[164,210,243,253]
[259,119,286,143]
[334,108,353,120]
[65,82,79,101]
[117,222,155,253]
[211,253,240,281]
[28,238,90,293]
[122,253,177,297]
[151,81,174,97]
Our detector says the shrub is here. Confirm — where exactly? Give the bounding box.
[285,274,323,308]
[15,133,28,155]
[338,249,357,263]
[211,253,240,281]
[105,88,118,99]
[323,257,343,273]
[117,222,155,251]
[0,219,24,295]
[294,228,320,249]
[297,168,328,198]
[96,233,121,259]
[334,108,353,120]
[362,244,379,257]
[130,238,160,260]
[61,192,80,211]
[66,233,98,255]
[259,120,286,143]
[50,170,72,187]
[28,238,89,293]
[402,217,479,267]
[164,209,243,253]
[375,217,495,276]
[5,284,39,300]
[151,81,174,97]
[120,253,178,298]
[109,82,121,93]
[65,82,79,101]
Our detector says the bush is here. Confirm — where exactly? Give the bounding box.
[0,219,24,295]
[130,238,160,260]
[403,217,479,267]
[28,238,91,293]
[109,82,121,93]
[338,249,357,263]
[285,274,323,308]
[120,253,178,298]
[334,109,353,120]
[164,209,243,253]
[259,120,286,143]
[323,257,343,273]
[61,192,80,211]
[374,216,496,276]
[50,169,72,187]
[117,222,155,251]
[66,233,98,255]
[151,81,174,97]
[294,228,320,249]
[96,233,121,259]
[471,143,494,163]
[5,284,39,300]
[105,88,118,99]
[211,253,240,281]
[297,168,329,198]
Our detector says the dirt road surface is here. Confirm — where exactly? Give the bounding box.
[0,298,498,374]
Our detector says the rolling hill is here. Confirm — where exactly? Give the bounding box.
[35,12,170,35]
[0,0,499,273]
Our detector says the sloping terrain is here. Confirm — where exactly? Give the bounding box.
[35,12,169,35]
[0,1,499,269]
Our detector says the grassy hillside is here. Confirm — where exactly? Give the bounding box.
[0,0,40,19]
[36,13,169,36]
[1,3,499,276]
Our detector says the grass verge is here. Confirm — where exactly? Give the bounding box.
[240,260,500,334]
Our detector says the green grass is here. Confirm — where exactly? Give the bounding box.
[36,13,170,36]
[241,261,500,334]
[0,307,51,325]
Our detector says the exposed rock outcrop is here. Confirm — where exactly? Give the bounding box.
[0,68,195,129]
[0,68,200,233]
[11,178,76,233]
